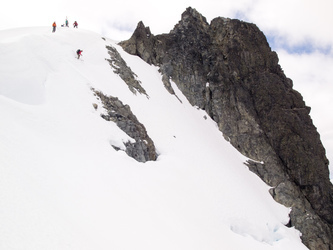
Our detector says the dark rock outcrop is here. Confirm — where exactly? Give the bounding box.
[120,7,333,249]
[93,89,157,162]
[106,45,148,96]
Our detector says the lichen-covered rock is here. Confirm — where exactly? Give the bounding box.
[93,89,157,162]
[120,7,333,249]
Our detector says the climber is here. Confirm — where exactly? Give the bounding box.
[76,49,83,59]
[73,21,78,28]
[52,22,57,32]
[65,18,69,27]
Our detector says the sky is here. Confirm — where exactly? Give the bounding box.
[1,0,333,171]
[1,0,332,45]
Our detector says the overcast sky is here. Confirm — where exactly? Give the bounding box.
[1,0,332,45]
[1,0,333,174]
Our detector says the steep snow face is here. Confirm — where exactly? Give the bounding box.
[0,27,308,250]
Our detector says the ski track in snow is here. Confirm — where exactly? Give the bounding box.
[0,27,308,249]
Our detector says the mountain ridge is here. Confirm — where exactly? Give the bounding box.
[119,7,333,249]
[0,19,326,250]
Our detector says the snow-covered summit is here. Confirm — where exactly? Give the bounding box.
[0,27,307,249]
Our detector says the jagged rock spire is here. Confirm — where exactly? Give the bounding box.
[119,7,333,250]
[173,7,209,31]
[119,21,155,64]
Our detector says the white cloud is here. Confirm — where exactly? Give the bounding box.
[241,0,333,49]
[1,0,332,46]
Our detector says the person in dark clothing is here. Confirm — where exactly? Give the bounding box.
[73,21,78,28]
[76,49,82,59]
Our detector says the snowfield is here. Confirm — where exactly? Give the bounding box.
[0,27,308,249]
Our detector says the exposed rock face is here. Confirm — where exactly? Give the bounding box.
[93,89,157,162]
[120,7,333,249]
[106,45,148,96]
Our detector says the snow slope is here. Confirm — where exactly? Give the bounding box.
[0,27,308,249]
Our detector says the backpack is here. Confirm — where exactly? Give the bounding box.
[76,49,81,54]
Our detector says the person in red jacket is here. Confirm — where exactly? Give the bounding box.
[52,22,56,32]
[76,49,82,59]
[73,21,78,28]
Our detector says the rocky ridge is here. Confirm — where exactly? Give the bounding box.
[106,45,148,96]
[119,7,333,249]
[93,88,157,163]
